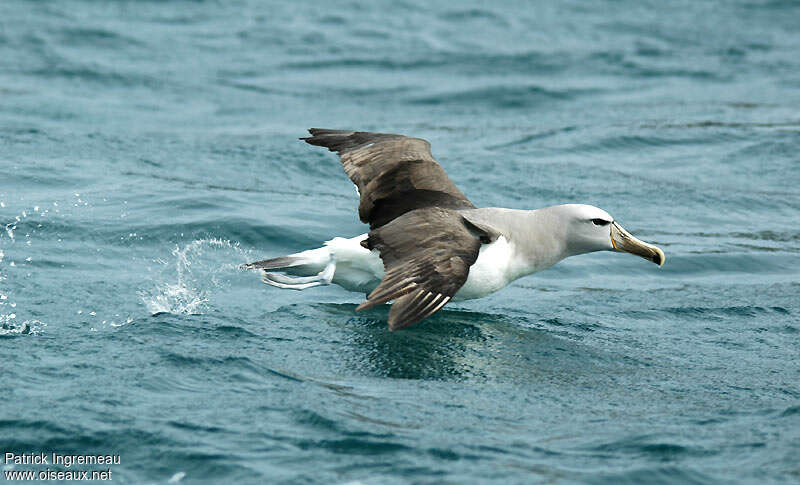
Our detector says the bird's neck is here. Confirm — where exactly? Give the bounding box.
[508,209,571,278]
[462,208,571,280]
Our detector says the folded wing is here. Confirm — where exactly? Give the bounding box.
[358,208,494,330]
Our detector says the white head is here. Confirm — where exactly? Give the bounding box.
[550,204,665,266]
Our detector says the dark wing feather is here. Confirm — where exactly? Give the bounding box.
[357,207,488,330]
[302,129,474,229]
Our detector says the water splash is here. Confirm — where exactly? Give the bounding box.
[0,313,46,336]
[140,238,252,315]
[0,197,71,335]
[142,282,209,315]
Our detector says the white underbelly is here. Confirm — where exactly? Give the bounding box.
[455,236,514,300]
[326,235,384,294]
[326,234,516,301]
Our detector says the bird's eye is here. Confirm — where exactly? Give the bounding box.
[591,218,610,226]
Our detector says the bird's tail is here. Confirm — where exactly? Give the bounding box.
[242,246,335,290]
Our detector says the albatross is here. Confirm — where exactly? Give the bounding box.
[244,129,665,330]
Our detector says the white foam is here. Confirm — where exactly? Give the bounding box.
[0,314,46,336]
[168,472,186,483]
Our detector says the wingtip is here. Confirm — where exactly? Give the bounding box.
[301,128,337,146]
[386,315,414,331]
[355,301,374,312]
[306,128,332,136]
[299,128,319,141]
[387,313,413,331]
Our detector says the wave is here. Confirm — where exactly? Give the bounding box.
[281,51,570,75]
[409,84,597,109]
[586,466,719,485]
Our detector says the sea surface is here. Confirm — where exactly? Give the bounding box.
[1,1,799,483]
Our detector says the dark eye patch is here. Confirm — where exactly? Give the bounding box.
[591,218,610,226]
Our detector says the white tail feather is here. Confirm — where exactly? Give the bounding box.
[250,233,384,294]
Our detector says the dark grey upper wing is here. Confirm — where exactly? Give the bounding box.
[302,129,475,229]
[357,207,494,330]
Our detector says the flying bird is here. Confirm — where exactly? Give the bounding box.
[244,129,665,330]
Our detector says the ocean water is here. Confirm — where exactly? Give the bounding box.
[1,0,799,483]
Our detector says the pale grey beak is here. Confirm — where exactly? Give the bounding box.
[610,222,665,267]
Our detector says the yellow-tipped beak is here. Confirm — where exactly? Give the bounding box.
[610,222,665,267]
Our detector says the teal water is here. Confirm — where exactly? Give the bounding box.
[1,1,799,483]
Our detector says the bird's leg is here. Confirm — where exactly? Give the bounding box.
[261,260,336,290]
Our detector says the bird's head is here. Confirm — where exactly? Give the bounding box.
[557,204,665,267]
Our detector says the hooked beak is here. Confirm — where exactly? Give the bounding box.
[610,221,665,267]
